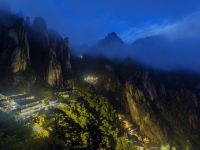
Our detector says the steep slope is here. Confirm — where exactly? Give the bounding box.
[0,17,30,73]
[99,32,124,46]
[76,32,128,58]
[72,56,200,149]
[29,17,63,86]
[119,65,200,149]
[0,13,71,88]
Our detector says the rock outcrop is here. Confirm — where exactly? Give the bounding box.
[44,49,62,86]
[29,17,71,86]
[0,18,30,73]
[48,30,71,74]
[0,14,71,87]
[10,18,30,73]
[125,80,168,144]
[123,70,200,149]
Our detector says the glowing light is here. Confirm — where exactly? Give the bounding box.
[78,54,83,59]
[33,124,41,133]
[26,96,35,100]
[9,92,27,97]
[56,92,70,99]
[33,124,49,137]
[84,75,99,84]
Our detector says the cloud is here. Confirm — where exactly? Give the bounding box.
[2,0,200,72]
[121,11,200,43]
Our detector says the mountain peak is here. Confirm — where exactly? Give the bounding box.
[100,32,124,46]
[108,32,118,37]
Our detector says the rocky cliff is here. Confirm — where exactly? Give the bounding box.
[0,13,71,87]
[72,57,200,149]
[122,69,200,149]
[0,17,30,73]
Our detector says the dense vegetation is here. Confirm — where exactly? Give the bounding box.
[0,111,46,150]
[0,86,135,150]
[31,87,135,149]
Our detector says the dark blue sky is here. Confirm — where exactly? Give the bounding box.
[3,0,200,44]
[2,0,200,72]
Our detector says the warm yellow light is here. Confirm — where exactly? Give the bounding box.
[26,96,35,100]
[9,92,27,97]
[84,75,99,84]
[33,124,49,137]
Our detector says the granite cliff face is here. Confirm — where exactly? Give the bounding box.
[123,70,200,149]
[0,13,71,87]
[9,18,30,73]
[44,48,62,86]
[73,57,200,149]
[125,79,168,144]
[0,17,30,73]
[29,17,63,86]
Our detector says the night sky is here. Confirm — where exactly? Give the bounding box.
[2,0,200,44]
[1,0,200,72]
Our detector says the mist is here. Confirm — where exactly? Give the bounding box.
[79,34,200,73]
[2,0,200,73]
[127,13,200,72]
[73,12,200,73]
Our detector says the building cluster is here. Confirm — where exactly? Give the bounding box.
[0,93,58,120]
[0,94,18,112]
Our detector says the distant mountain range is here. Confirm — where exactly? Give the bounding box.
[73,31,200,73]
